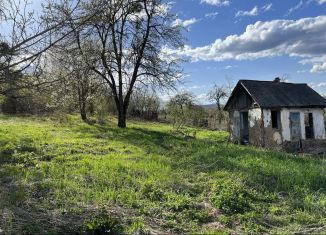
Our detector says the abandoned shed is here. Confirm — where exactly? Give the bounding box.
[224,78,326,149]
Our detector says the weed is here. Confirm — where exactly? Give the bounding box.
[21,221,43,235]
[83,215,123,235]
[211,179,253,214]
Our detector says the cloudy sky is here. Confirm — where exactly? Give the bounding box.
[6,0,326,104]
[165,0,326,103]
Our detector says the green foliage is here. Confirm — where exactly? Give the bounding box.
[95,96,110,124]
[83,215,122,235]
[21,221,43,235]
[211,179,253,214]
[124,217,146,234]
[141,182,165,201]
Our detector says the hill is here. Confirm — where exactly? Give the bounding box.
[0,115,325,234]
[200,104,217,110]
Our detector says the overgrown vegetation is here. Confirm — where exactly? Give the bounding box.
[0,115,325,234]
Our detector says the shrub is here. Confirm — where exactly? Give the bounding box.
[21,221,43,235]
[1,94,51,115]
[82,215,123,235]
[141,183,165,201]
[211,179,253,214]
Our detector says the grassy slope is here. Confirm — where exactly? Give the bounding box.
[0,115,325,234]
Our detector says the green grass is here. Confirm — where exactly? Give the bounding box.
[0,115,325,234]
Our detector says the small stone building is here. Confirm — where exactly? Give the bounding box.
[224,78,326,149]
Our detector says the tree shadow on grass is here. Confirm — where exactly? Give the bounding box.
[1,119,326,233]
[74,122,326,194]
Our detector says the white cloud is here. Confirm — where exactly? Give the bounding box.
[196,93,208,101]
[287,0,326,16]
[311,62,326,73]
[188,85,207,90]
[287,0,303,15]
[236,6,258,17]
[205,12,219,19]
[224,65,233,70]
[236,4,272,18]
[172,18,198,27]
[299,56,326,73]
[200,0,230,6]
[262,3,273,12]
[316,0,326,4]
[166,16,326,73]
[309,82,326,88]
[224,65,238,70]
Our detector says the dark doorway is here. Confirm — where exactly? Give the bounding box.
[240,111,249,144]
[304,113,314,139]
[271,110,281,129]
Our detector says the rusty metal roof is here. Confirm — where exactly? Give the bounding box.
[225,80,326,110]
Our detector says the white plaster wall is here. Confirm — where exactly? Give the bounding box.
[249,108,262,127]
[281,109,291,141]
[312,109,326,139]
[263,109,271,127]
[281,108,326,141]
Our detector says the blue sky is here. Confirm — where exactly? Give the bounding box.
[165,0,326,103]
[4,0,326,104]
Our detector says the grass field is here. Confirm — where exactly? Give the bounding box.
[0,115,325,234]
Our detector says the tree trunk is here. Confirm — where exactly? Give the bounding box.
[117,107,126,128]
[80,101,87,121]
[218,110,223,125]
[78,86,87,122]
[217,100,222,125]
[218,115,222,125]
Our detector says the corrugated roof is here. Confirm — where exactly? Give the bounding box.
[225,80,326,109]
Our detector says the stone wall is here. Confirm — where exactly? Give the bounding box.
[262,109,283,148]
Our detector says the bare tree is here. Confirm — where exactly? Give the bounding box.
[129,87,160,120]
[207,83,228,111]
[166,92,194,131]
[1,0,52,72]
[280,73,290,82]
[49,47,101,121]
[207,83,228,125]
[0,0,97,73]
[46,0,183,128]
[0,0,71,107]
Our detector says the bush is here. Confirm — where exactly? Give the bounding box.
[83,215,123,235]
[1,93,52,115]
[21,221,43,235]
[141,183,165,201]
[166,92,207,130]
[95,95,112,124]
[211,179,253,215]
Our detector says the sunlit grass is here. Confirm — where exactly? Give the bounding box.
[0,115,325,234]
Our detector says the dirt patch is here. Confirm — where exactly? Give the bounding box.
[0,202,175,234]
[202,221,225,230]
